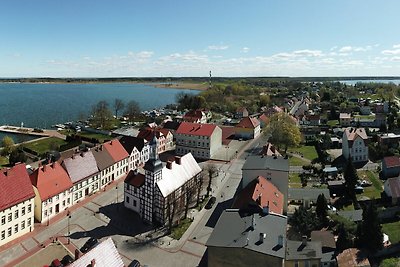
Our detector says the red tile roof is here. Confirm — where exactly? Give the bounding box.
[176,122,218,137]
[236,107,248,113]
[103,139,129,162]
[387,177,400,199]
[183,110,205,122]
[30,162,73,201]
[383,156,400,169]
[259,114,269,124]
[0,163,35,211]
[137,128,165,142]
[124,170,145,187]
[232,176,284,214]
[236,117,260,129]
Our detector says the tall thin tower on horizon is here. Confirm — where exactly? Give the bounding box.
[209,70,212,89]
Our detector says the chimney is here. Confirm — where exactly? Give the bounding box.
[175,156,181,165]
[251,215,256,230]
[91,259,96,266]
[43,165,47,172]
[166,161,173,169]
[302,235,308,246]
[3,170,7,176]
[75,249,81,260]
[259,233,266,243]
[110,140,113,145]
[51,162,56,169]
[262,201,270,215]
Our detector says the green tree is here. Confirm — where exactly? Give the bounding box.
[9,148,27,166]
[91,100,113,129]
[380,258,400,267]
[315,193,328,224]
[113,98,125,119]
[336,223,353,252]
[124,100,141,121]
[289,206,319,236]
[264,112,301,153]
[206,164,217,198]
[1,136,15,156]
[360,201,383,252]
[343,158,358,199]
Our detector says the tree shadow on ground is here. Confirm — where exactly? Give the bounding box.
[69,202,154,241]
[205,198,234,228]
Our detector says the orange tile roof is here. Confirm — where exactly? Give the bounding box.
[236,117,260,129]
[124,170,145,187]
[176,122,218,137]
[232,176,284,214]
[0,163,35,211]
[30,162,73,201]
[259,114,269,124]
[137,128,165,142]
[383,156,400,168]
[103,139,129,162]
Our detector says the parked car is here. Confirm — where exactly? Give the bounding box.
[205,196,216,209]
[129,259,141,267]
[80,237,99,253]
[51,259,64,267]
[61,255,74,265]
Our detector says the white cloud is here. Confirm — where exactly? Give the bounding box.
[338,45,372,53]
[382,49,400,55]
[207,45,229,50]
[292,49,323,57]
[241,47,250,53]
[330,46,338,51]
[393,44,400,49]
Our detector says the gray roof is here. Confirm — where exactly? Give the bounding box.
[337,209,363,222]
[288,188,330,201]
[206,209,287,259]
[242,155,289,172]
[286,240,322,261]
[62,151,99,183]
[91,146,114,171]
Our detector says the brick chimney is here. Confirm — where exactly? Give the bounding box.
[175,156,181,165]
[166,160,173,169]
[91,259,96,266]
[75,249,81,260]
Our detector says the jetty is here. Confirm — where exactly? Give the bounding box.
[0,125,65,139]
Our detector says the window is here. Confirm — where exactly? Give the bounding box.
[133,200,137,207]
[8,227,11,237]
[14,210,18,219]
[27,218,31,227]
[1,230,4,240]
[28,204,32,213]
[44,210,47,217]
[8,213,12,222]
[305,261,311,267]
[14,224,18,233]
[22,207,25,216]
[49,207,52,214]
[63,200,66,207]
[21,221,25,230]
[1,216,5,225]
[126,196,130,203]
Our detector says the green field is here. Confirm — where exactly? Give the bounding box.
[327,120,339,127]
[0,156,9,167]
[382,221,400,244]
[24,137,67,155]
[357,170,383,199]
[170,218,192,240]
[77,132,112,143]
[289,156,309,166]
[289,173,302,188]
[288,145,318,162]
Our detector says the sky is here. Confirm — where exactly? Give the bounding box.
[1,0,400,77]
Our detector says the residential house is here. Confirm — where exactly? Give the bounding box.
[288,188,330,208]
[29,162,73,223]
[206,209,287,267]
[70,238,124,267]
[381,156,400,179]
[336,248,370,267]
[62,151,100,204]
[119,136,150,171]
[242,155,289,213]
[138,128,166,154]
[339,113,352,127]
[124,136,201,225]
[384,177,400,205]
[285,238,322,267]
[289,98,310,118]
[235,107,249,119]
[360,105,371,115]
[306,114,321,126]
[232,176,284,215]
[261,143,281,157]
[158,128,174,151]
[162,120,181,136]
[374,102,389,114]
[327,180,346,197]
[378,133,400,148]
[375,113,387,127]
[263,105,284,117]
[102,139,129,182]
[0,164,35,247]
[91,144,117,188]
[183,109,207,124]
[235,117,261,140]
[311,230,336,267]
[342,128,369,162]
[175,122,222,159]
[258,113,269,128]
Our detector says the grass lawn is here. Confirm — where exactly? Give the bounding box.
[24,137,67,155]
[77,132,111,143]
[382,221,400,244]
[289,156,309,166]
[170,218,192,240]
[289,173,302,188]
[357,170,383,199]
[327,120,339,127]
[0,156,9,167]
[288,145,318,162]
[342,203,355,211]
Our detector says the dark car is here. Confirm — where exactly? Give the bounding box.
[80,237,99,253]
[129,259,141,267]
[205,196,216,209]
[51,259,64,267]
[61,255,74,265]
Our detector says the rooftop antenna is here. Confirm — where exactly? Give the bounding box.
[209,70,212,89]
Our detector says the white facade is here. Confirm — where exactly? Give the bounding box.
[114,158,129,180]
[128,145,150,171]
[0,199,34,247]
[34,188,72,223]
[342,128,369,162]
[72,173,101,204]
[176,126,222,159]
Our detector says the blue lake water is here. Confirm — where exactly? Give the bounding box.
[338,79,400,85]
[0,83,199,129]
[0,132,39,144]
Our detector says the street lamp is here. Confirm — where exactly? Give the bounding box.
[67,210,71,244]
[116,185,119,207]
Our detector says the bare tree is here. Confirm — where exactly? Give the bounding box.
[114,99,125,119]
[166,196,176,234]
[195,173,204,206]
[184,184,195,219]
[124,100,141,121]
[206,164,218,198]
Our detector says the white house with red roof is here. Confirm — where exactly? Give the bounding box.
[183,109,208,124]
[0,163,35,247]
[382,156,400,179]
[235,107,249,119]
[175,122,222,159]
[342,128,369,162]
[138,128,166,153]
[102,139,129,182]
[235,117,261,140]
[30,162,73,223]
